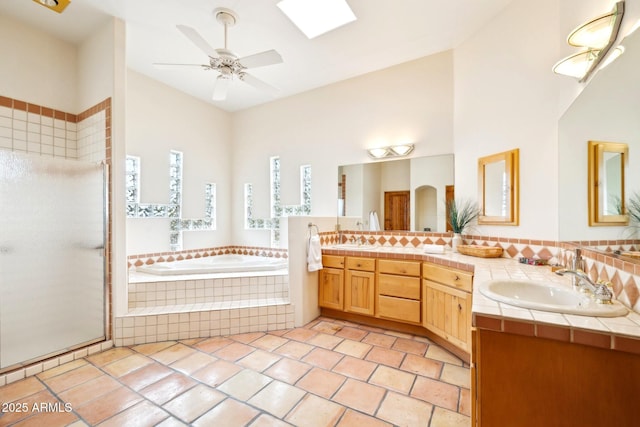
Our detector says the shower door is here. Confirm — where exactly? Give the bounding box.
[0,151,106,370]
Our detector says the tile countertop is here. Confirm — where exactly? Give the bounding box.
[323,245,640,354]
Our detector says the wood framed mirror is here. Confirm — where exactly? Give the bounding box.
[588,141,628,226]
[478,148,519,225]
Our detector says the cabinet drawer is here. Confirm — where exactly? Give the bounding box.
[377,295,421,323]
[378,274,420,300]
[378,259,421,276]
[322,255,344,269]
[423,263,473,292]
[346,257,376,271]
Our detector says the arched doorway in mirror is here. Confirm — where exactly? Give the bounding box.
[414,184,454,232]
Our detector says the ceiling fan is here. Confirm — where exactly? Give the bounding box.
[154,8,283,101]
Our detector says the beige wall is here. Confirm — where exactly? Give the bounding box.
[0,14,77,112]
[453,0,562,241]
[231,50,454,246]
[125,70,232,254]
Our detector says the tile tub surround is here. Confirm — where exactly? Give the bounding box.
[121,246,293,347]
[0,317,470,426]
[114,305,295,347]
[128,245,288,270]
[127,273,290,311]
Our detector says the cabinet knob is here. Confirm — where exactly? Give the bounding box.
[458,303,462,311]
[454,275,460,281]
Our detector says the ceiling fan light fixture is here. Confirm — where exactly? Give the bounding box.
[167,9,283,102]
[277,0,357,39]
[33,0,71,13]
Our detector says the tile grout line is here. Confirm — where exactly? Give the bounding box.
[2,318,470,426]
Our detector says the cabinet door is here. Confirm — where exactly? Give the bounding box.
[345,270,375,315]
[319,268,344,310]
[423,280,471,352]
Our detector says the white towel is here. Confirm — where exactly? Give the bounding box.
[423,244,445,254]
[369,211,380,231]
[307,235,323,272]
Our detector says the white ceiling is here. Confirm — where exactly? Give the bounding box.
[1,0,513,112]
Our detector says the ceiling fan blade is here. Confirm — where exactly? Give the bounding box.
[212,76,230,101]
[176,24,219,58]
[238,49,283,69]
[239,73,279,97]
[153,63,210,70]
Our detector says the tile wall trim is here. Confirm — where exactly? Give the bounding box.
[0,96,78,122]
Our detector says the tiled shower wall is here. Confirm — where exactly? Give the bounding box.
[0,96,107,162]
[0,96,113,383]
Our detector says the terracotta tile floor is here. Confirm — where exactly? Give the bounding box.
[0,317,470,426]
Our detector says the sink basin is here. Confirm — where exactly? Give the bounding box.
[331,243,377,251]
[479,279,628,317]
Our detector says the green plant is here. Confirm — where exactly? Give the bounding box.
[447,198,480,234]
[628,192,640,224]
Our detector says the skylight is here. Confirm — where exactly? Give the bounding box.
[277,0,357,39]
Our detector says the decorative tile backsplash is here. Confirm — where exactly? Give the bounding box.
[322,230,640,312]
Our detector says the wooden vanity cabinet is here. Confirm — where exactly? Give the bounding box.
[344,257,376,315]
[474,329,640,426]
[318,255,344,310]
[376,260,422,324]
[422,263,473,353]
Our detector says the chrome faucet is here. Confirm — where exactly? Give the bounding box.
[555,269,613,304]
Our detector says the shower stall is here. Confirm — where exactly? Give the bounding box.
[0,151,107,370]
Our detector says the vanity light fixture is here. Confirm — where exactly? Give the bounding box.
[32,0,71,13]
[367,143,415,159]
[553,1,624,82]
[277,0,356,39]
[389,144,414,156]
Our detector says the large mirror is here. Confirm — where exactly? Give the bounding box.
[559,26,640,255]
[337,154,454,232]
[588,141,628,226]
[477,149,520,225]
